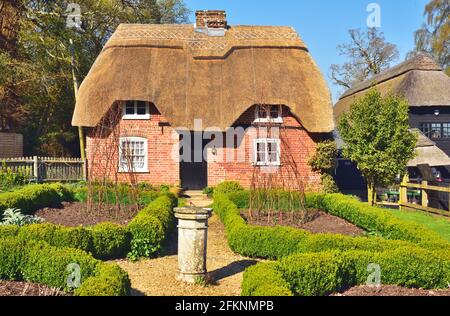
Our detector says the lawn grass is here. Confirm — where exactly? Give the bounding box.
[389,208,450,242]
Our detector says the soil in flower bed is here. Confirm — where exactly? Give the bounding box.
[0,280,68,296]
[334,285,450,296]
[241,210,365,236]
[36,202,138,227]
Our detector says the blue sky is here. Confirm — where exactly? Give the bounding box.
[184,0,430,102]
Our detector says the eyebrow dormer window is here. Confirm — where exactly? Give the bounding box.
[254,105,283,124]
[123,101,150,120]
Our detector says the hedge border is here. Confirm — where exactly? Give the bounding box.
[305,193,448,246]
[0,184,178,260]
[0,237,130,296]
[242,247,450,296]
[0,183,74,216]
[214,191,449,259]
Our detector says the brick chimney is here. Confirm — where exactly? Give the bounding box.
[195,10,227,29]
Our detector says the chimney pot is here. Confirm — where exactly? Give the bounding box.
[195,10,227,29]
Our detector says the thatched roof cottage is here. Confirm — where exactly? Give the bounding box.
[72,10,334,190]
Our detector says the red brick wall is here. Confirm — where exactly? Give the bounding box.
[86,102,179,186]
[86,103,321,191]
[207,106,322,191]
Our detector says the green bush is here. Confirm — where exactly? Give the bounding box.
[320,174,339,194]
[213,181,244,198]
[241,262,292,296]
[138,194,176,232]
[307,140,339,194]
[47,183,75,201]
[4,192,176,260]
[276,247,450,296]
[278,251,355,296]
[223,190,450,296]
[128,214,164,260]
[351,247,450,289]
[75,263,131,296]
[0,237,130,295]
[0,184,73,216]
[0,237,24,280]
[243,246,450,296]
[0,162,30,191]
[89,223,131,260]
[22,239,98,291]
[295,234,413,253]
[127,194,176,260]
[214,192,449,260]
[0,225,19,238]
[18,224,92,253]
[307,193,449,246]
[203,187,214,198]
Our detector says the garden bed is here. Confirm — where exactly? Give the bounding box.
[36,202,138,227]
[334,285,450,297]
[0,280,68,296]
[240,210,364,237]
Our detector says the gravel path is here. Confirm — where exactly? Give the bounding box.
[117,193,258,296]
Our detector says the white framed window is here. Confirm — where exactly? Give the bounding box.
[118,137,148,173]
[123,101,150,120]
[253,138,281,166]
[254,105,283,123]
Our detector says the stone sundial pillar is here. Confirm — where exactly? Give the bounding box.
[174,207,212,283]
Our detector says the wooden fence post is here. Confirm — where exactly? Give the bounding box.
[399,174,409,210]
[421,180,428,208]
[33,156,39,182]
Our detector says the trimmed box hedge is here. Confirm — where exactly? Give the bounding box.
[214,191,449,259]
[0,183,74,216]
[305,193,449,246]
[243,247,450,296]
[0,193,177,260]
[222,189,450,296]
[0,237,130,296]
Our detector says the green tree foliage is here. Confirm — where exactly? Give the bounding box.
[338,89,417,205]
[329,28,399,91]
[0,0,190,156]
[0,1,25,131]
[410,0,449,75]
[308,140,339,193]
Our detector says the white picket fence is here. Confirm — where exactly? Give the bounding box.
[1,156,86,182]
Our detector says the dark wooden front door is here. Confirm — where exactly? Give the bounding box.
[180,132,208,190]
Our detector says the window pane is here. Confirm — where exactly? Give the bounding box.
[443,123,450,138]
[270,106,279,119]
[120,139,146,171]
[257,142,266,152]
[267,142,278,162]
[125,101,135,115]
[257,151,266,163]
[431,123,442,138]
[256,141,266,163]
[258,106,267,119]
[136,102,147,115]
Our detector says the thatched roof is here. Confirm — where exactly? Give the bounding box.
[334,54,450,121]
[72,24,334,133]
[408,129,450,167]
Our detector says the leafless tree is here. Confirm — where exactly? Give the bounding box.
[329,28,399,92]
